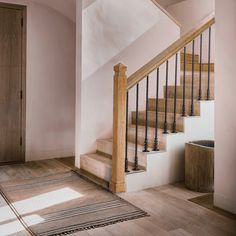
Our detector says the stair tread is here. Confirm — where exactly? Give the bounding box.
[149,98,200,103]
[74,168,109,190]
[81,153,111,166]
[133,110,183,117]
[97,138,165,152]
[128,124,182,136]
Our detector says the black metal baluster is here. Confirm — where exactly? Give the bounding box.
[207,26,211,100]
[125,91,129,172]
[190,40,195,116]
[153,68,160,151]
[173,53,178,133]
[198,34,203,100]
[133,83,139,171]
[163,60,169,134]
[143,76,149,152]
[182,47,186,117]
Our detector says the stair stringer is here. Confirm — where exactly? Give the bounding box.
[125,100,214,192]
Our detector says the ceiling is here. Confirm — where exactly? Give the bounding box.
[155,0,186,8]
[31,0,76,22]
[31,0,184,22]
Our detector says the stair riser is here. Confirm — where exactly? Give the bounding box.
[180,76,214,87]
[181,63,214,72]
[80,156,111,182]
[148,99,200,116]
[96,140,147,168]
[97,141,112,157]
[165,86,214,100]
[180,53,199,64]
[131,112,184,132]
[128,128,165,150]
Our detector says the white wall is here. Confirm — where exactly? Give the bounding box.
[1,0,76,161]
[83,0,161,80]
[76,0,180,162]
[167,0,215,62]
[214,0,236,214]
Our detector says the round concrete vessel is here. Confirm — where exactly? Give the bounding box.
[185,140,214,193]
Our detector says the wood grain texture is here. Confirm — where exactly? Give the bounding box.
[0,158,235,236]
[110,64,127,193]
[127,17,215,90]
[0,5,26,163]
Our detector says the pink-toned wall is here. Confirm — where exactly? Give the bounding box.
[167,0,215,63]
[75,0,82,168]
[214,0,236,214]
[1,0,76,161]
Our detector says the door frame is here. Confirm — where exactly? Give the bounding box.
[0,2,27,163]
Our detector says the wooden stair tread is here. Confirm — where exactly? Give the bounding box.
[82,153,111,165]
[132,110,182,118]
[149,98,200,102]
[97,138,165,153]
[128,124,182,136]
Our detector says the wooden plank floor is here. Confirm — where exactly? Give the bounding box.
[0,158,235,236]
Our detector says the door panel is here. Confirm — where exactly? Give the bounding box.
[0,7,23,163]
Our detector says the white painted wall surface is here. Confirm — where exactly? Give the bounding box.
[214,0,236,214]
[77,0,180,162]
[1,0,76,161]
[83,0,161,79]
[126,101,214,192]
[167,0,215,62]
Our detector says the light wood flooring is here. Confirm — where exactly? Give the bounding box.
[0,158,235,236]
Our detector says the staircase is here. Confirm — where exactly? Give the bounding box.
[79,17,215,193]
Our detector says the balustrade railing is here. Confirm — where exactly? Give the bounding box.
[110,16,215,192]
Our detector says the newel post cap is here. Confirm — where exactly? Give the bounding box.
[114,63,127,74]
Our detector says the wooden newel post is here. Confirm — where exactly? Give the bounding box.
[110,63,127,193]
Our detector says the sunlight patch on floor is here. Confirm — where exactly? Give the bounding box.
[0,205,17,224]
[0,187,83,224]
[0,214,45,236]
[13,187,83,214]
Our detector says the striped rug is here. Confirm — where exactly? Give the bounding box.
[0,171,148,236]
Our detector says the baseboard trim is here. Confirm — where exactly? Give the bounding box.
[26,148,75,161]
[214,192,236,214]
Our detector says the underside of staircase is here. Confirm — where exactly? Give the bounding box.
[79,52,215,192]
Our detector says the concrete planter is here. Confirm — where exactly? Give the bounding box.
[185,140,214,193]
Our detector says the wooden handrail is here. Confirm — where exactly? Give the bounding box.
[127,16,215,90]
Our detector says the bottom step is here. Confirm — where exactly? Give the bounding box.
[74,168,109,190]
[80,153,112,182]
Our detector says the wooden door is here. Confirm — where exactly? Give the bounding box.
[0,4,25,164]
